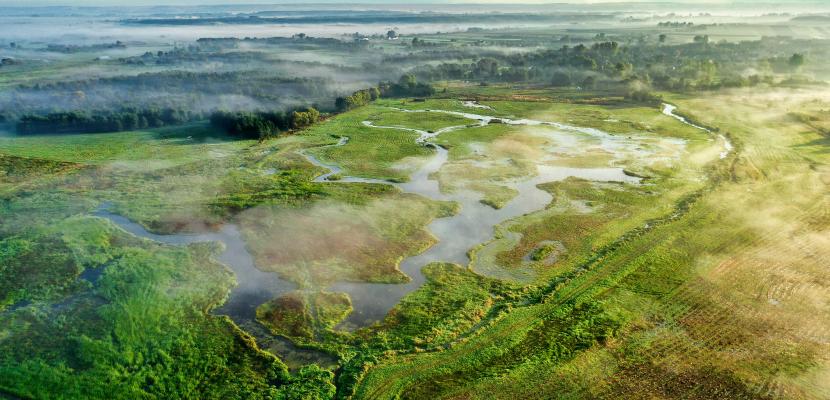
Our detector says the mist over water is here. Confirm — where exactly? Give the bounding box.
[93,205,296,323]
[324,109,648,328]
[93,104,670,333]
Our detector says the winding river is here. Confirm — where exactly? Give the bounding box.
[317,106,642,327]
[662,103,733,159]
[93,205,338,367]
[96,101,705,341]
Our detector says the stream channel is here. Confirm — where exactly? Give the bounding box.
[95,102,713,362]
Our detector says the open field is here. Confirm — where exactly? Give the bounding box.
[2,4,830,395]
[303,106,435,182]
[7,84,826,399]
[350,87,830,400]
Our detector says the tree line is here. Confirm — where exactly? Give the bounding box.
[209,107,321,140]
[15,73,435,137]
[335,74,435,112]
[407,37,824,93]
[16,108,199,135]
[214,74,436,139]
[3,71,336,118]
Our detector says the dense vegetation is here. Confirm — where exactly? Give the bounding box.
[335,75,434,112]
[210,107,320,139]
[409,37,828,91]
[2,6,830,400]
[378,74,436,98]
[0,220,290,398]
[0,71,337,119]
[17,108,199,135]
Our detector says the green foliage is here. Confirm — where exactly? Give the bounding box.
[313,292,352,330]
[276,365,336,400]
[529,243,557,261]
[335,87,380,112]
[17,108,197,135]
[789,53,805,69]
[376,263,514,349]
[303,106,433,181]
[291,108,321,130]
[551,71,571,87]
[3,70,334,120]
[211,111,279,139]
[0,123,251,165]
[0,218,289,399]
[212,169,325,212]
[257,292,314,340]
[693,34,710,44]
[0,154,82,196]
[256,291,352,341]
[0,235,81,308]
[379,75,435,98]
[211,107,320,140]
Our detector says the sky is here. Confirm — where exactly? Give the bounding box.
[0,0,824,5]
[0,0,826,8]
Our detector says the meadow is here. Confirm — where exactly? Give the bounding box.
[2,5,830,398]
[2,72,829,399]
[4,76,829,398]
[349,88,830,400]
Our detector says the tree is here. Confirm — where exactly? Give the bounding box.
[569,55,597,70]
[335,97,348,112]
[614,62,633,78]
[582,76,597,89]
[474,58,499,77]
[659,34,667,43]
[399,73,417,88]
[291,107,320,130]
[335,87,381,111]
[592,41,619,53]
[789,53,805,69]
[386,30,398,40]
[698,59,718,87]
[551,72,572,87]
[379,75,434,97]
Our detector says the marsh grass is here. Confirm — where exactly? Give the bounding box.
[351,87,830,400]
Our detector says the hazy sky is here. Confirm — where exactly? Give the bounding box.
[0,0,823,5]
[0,0,825,7]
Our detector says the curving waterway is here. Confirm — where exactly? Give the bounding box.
[92,205,338,368]
[662,103,733,159]
[316,107,643,328]
[97,102,697,340]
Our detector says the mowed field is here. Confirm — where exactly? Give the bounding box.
[350,88,830,399]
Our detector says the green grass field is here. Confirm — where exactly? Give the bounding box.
[349,87,830,400]
[1,86,828,400]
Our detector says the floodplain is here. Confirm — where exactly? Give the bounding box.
[1,3,829,400]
